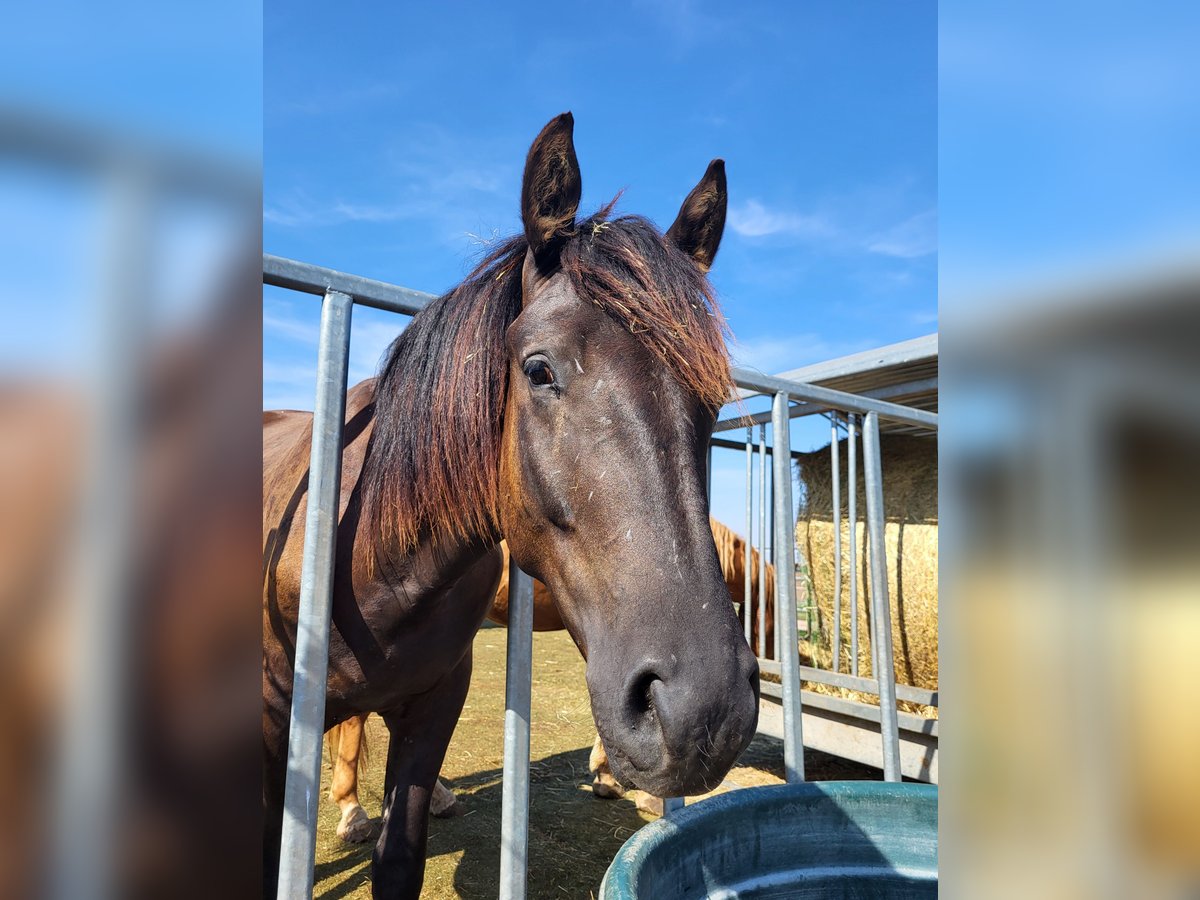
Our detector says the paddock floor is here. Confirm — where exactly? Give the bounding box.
[313,623,880,899]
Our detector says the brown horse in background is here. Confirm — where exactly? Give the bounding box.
[263,113,759,898]
[326,517,775,841]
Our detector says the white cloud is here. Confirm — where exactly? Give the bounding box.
[867,209,938,258]
[727,199,834,239]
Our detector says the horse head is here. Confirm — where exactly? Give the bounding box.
[498,113,759,797]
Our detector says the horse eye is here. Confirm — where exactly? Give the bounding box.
[524,359,555,387]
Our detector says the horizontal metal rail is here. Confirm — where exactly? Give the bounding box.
[732,367,939,429]
[715,376,938,433]
[759,680,939,739]
[0,104,256,200]
[758,660,939,708]
[710,435,806,459]
[264,254,436,316]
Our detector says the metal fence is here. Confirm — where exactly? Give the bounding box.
[714,371,939,789]
[262,254,938,899]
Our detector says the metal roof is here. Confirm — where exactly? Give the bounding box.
[725,333,938,437]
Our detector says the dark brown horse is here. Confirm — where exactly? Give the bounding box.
[263,113,759,898]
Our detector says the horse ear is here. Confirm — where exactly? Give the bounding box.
[666,159,727,272]
[521,112,582,271]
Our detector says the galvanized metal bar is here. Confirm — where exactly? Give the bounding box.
[743,428,753,646]
[51,164,149,900]
[862,412,902,782]
[715,376,939,432]
[706,444,713,509]
[733,368,939,429]
[830,414,842,673]
[848,414,860,678]
[499,562,535,900]
[264,253,436,316]
[770,457,780,663]
[710,435,807,459]
[772,393,805,782]
[755,660,940,708]
[0,103,257,200]
[277,289,354,900]
[757,424,767,658]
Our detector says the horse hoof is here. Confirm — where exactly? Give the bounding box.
[336,805,372,843]
[591,778,625,800]
[635,794,664,817]
[429,780,461,818]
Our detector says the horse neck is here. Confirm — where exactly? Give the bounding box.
[364,518,497,597]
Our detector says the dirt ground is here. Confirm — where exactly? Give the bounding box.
[313,623,882,899]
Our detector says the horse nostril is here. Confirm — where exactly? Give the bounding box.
[624,665,664,722]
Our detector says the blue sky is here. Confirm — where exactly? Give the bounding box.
[264,0,936,529]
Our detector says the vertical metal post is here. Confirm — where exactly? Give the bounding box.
[277,289,354,900]
[848,414,859,677]
[757,424,767,658]
[862,412,901,782]
[743,428,753,646]
[830,414,842,672]
[772,393,804,782]
[770,455,780,663]
[52,166,149,900]
[706,444,713,510]
[500,562,535,900]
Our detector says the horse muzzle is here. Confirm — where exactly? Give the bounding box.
[587,635,760,797]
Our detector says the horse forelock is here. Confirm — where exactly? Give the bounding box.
[362,203,734,559]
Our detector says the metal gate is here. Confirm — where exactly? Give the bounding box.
[262,253,938,898]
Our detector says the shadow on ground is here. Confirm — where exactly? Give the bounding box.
[312,627,887,899]
[314,745,653,899]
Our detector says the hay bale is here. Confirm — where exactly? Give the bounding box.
[794,434,938,713]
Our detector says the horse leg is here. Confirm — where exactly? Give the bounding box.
[429,777,461,818]
[331,713,373,843]
[589,733,666,815]
[372,654,472,900]
[589,733,624,799]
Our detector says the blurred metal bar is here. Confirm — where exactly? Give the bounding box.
[733,368,938,429]
[743,429,753,646]
[757,424,767,658]
[848,414,859,678]
[277,289,354,899]
[264,253,435,316]
[500,563,535,900]
[0,103,257,200]
[831,415,842,673]
[662,797,686,816]
[51,164,151,900]
[862,412,902,782]
[772,393,804,782]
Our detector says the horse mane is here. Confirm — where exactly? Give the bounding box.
[362,203,733,557]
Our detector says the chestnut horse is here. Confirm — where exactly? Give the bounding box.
[263,113,759,898]
[326,518,775,840]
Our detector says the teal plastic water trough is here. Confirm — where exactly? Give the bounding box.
[599,781,938,899]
